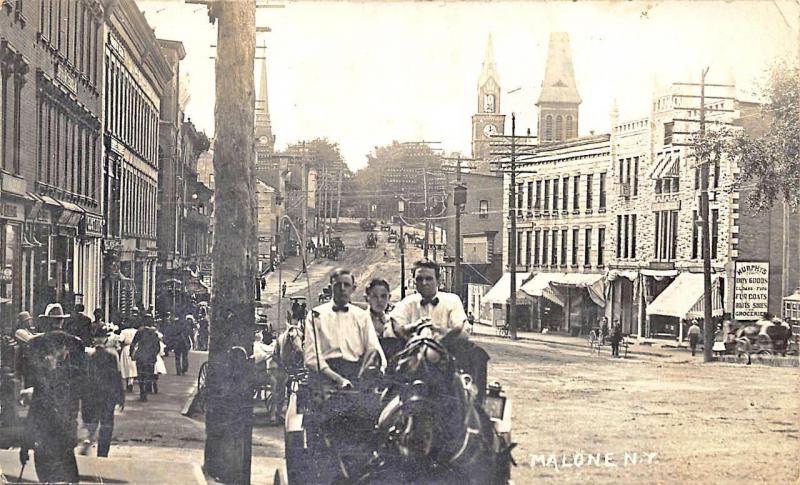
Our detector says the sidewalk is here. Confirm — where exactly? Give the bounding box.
[471,322,685,359]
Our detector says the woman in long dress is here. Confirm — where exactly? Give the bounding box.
[153,331,167,393]
[118,323,138,392]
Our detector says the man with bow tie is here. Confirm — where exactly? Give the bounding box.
[389,259,472,339]
[303,268,386,390]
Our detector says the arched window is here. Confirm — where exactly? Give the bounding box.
[555,115,564,141]
[566,115,574,139]
[544,115,553,141]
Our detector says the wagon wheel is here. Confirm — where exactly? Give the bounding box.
[195,362,209,413]
[755,349,772,364]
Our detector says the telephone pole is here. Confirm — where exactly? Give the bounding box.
[192,0,257,482]
[672,70,735,362]
[454,157,463,299]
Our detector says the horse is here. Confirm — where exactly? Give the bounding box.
[352,325,514,484]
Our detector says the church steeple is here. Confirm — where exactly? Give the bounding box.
[536,32,581,142]
[471,34,505,160]
[255,43,275,152]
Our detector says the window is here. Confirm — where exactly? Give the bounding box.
[573,176,579,210]
[566,115,574,139]
[555,115,563,141]
[711,209,719,259]
[571,228,579,266]
[631,214,637,259]
[552,178,559,211]
[584,228,592,266]
[484,93,495,113]
[479,200,489,219]
[664,122,674,146]
[526,230,532,266]
[517,182,524,216]
[534,180,541,210]
[551,231,558,266]
[560,229,567,266]
[586,174,593,210]
[599,172,606,210]
[654,210,679,261]
[516,231,523,265]
[562,177,569,211]
[633,156,639,196]
[543,179,550,211]
[713,157,720,189]
[597,228,606,267]
[544,115,553,141]
[526,181,533,211]
[623,215,629,258]
[0,71,7,170]
[694,165,700,190]
[616,215,622,258]
[542,230,549,265]
[533,230,541,266]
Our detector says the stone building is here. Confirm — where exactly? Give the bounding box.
[607,82,800,339]
[536,33,581,143]
[256,179,278,271]
[103,0,172,320]
[0,0,106,317]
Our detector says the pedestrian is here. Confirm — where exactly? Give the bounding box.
[118,322,138,392]
[80,328,125,457]
[282,281,288,298]
[198,311,210,351]
[610,321,623,358]
[688,319,702,356]
[92,308,106,339]
[173,315,193,376]
[37,302,70,333]
[599,316,609,345]
[13,311,40,387]
[64,303,93,347]
[20,330,86,483]
[129,320,160,401]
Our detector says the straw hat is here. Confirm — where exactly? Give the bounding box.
[40,303,70,319]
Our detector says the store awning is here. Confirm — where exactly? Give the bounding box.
[483,272,531,305]
[606,269,639,282]
[650,152,678,179]
[520,272,566,306]
[641,268,679,279]
[646,272,723,319]
[58,200,85,227]
[551,273,606,307]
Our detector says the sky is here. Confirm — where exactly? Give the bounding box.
[139,0,799,172]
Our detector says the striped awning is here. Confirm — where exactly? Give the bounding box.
[650,152,679,179]
[646,272,723,319]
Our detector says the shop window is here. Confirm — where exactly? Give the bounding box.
[479,199,489,219]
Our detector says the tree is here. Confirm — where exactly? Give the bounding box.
[730,63,800,212]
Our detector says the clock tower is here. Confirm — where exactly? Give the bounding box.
[471,34,505,160]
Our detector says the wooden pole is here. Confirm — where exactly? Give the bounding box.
[203,0,257,482]
[699,67,714,363]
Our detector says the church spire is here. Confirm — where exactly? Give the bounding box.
[478,33,499,88]
[255,43,275,151]
[536,32,581,142]
[537,32,581,105]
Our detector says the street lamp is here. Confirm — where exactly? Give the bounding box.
[398,198,406,299]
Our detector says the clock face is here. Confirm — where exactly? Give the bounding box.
[258,136,269,144]
[483,124,497,137]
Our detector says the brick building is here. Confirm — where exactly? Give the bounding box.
[0,0,106,317]
[103,0,171,320]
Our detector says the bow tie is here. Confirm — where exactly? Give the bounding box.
[332,305,349,313]
[420,297,439,307]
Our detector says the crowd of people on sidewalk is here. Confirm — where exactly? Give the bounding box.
[9,300,212,483]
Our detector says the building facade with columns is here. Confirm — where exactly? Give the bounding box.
[0,0,106,318]
[103,0,171,321]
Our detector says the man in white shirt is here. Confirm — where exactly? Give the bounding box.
[389,259,471,339]
[304,268,386,389]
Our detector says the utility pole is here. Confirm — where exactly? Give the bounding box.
[423,157,430,260]
[699,67,715,363]
[301,142,308,270]
[398,197,407,299]
[193,0,256,482]
[672,70,735,362]
[454,156,463,299]
[508,114,518,340]
[336,167,342,223]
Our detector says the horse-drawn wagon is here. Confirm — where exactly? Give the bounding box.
[279,324,515,484]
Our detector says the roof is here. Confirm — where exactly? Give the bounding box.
[537,32,582,105]
[478,33,500,88]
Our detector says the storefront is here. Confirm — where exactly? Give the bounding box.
[0,199,25,311]
[520,273,565,332]
[645,271,724,341]
[550,273,606,335]
[607,270,641,336]
[482,272,532,330]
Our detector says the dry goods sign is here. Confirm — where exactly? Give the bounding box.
[734,261,769,320]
